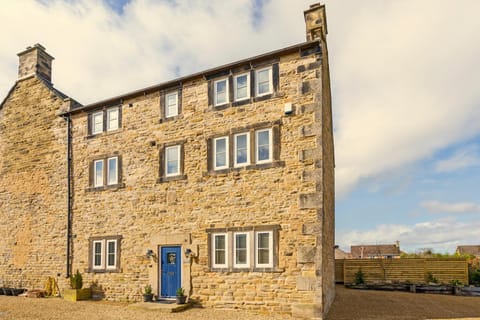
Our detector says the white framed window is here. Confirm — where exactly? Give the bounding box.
[255,231,273,268]
[92,240,105,270]
[234,73,250,101]
[255,66,273,96]
[91,237,120,272]
[106,239,117,269]
[92,111,104,135]
[165,91,178,118]
[214,78,229,106]
[234,132,250,167]
[255,128,272,164]
[165,145,180,177]
[212,233,228,268]
[234,232,250,268]
[106,107,119,131]
[214,136,229,170]
[107,157,118,185]
[94,160,104,188]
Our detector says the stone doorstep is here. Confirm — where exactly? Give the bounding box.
[129,300,193,313]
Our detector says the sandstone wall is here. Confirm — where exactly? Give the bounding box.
[0,76,68,290]
[69,46,331,318]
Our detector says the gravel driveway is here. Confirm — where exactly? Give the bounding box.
[326,285,480,320]
[1,286,480,320]
[0,296,293,320]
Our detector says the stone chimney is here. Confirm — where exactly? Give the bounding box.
[304,3,328,41]
[17,43,54,82]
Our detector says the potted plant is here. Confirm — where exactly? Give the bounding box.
[176,287,186,304]
[63,270,91,302]
[143,284,154,302]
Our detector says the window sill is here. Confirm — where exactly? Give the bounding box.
[157,174,187,183]
[88,268,121,273]
[159,114,184,123]
[210,267,284,273]
[204,161,285,176]
[86,129,122,139]
[213,103,230,110]
[86,183,125,192]
[232,99,251,107]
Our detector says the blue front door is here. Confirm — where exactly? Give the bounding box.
[160,246,181,297]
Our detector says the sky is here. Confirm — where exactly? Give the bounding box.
[0,0,479,254]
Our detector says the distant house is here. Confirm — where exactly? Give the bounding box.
[334,246,352,259]
[351,241,401,259]
[456,245,480,257]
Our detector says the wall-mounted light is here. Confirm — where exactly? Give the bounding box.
[284,102,293,115]
[146,249,154,258]
[184,248,192,258]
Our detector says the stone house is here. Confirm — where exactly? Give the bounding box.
[456,245,480,258]
[350,242,402,259]
[0,3,334,319]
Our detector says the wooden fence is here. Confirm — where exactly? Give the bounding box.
[337,258,468,284]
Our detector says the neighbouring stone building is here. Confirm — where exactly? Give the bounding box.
[350,242,402,259]
[0,3,334,319]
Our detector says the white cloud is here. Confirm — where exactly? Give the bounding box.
[1,0,480,201]
[337,217,480,253]
[328,0,480,196]
[0,0,313,104]
[421,200,480,214]
[435,144,480,173]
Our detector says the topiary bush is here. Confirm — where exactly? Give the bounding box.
[70,270,83,290]
[354,268,365,285]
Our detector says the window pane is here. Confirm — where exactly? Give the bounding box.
[257,130,271,162]
[258,69,269,83]
[93,112,103,133]
[235,234,247,264]
[94,242,102,266]
[235,134,248,165]
[166,146,179,176]
[214,235,226,265]
[258,249,269,264]
[257,69,271,95]
[215,80,227,105]
[257,233,270,265]
[166,92,178,117]
[107,108,118,131]
[215,138,227,168]
[235,75,248,100]
[107,157,117,185]
[94,160,103,187]
[107,241,116,266]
